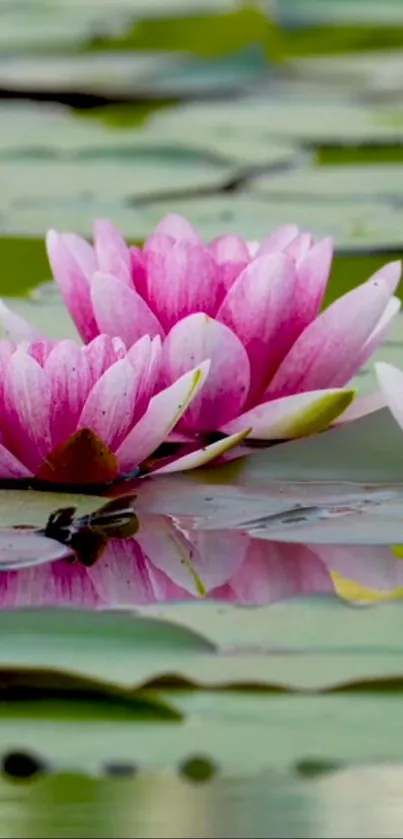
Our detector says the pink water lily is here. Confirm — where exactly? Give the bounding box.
[0,334,217,484]
[1,215,400,470]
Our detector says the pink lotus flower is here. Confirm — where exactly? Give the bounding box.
[1,215,400,470]
[0,333,223,484]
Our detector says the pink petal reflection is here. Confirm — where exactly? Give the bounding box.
[211,539,334,604]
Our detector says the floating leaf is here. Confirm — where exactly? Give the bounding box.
[0,490,102,530]
[252,163,403,208]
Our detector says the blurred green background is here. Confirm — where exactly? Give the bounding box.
[1,0,403,301]
[2,2,403,836]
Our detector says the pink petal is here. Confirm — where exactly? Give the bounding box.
[219,264,250,304]
[3,349,52,473]
[78,358,138,451]
[375,362,403,431]
[83,334,125,384]
[0,561,101,608]
[57,232,97,278]
[45,341,92,448]
[283,233,313,264]
[136,515,249,595]
[257,224,300,256]
[314,544,403,592]
[112,337,127,357]
[0,340,15,403]
[294,237,334,320]
[217,253,301,401]
[209,234,250,263]
[27,340,56,367]
[87,537,179,606]
[370,259,402,286]
[91,272,164,347]
[284,232,314,263]
[0,300,46,343]
[209,235,250,302]
[0,443,33,478]
[130,245,148,297]
[162,313,250,432]
[151,213,201,243]
[46,230,99,343]
[145,240,220,332]
[332,295,401,387]
[221,388,354,440]
[117,361,210,471]
[93,218,132,286]
[127,335,162,419]
[265,265,401,398]
[212,540,333,605]
[152,429,250,474]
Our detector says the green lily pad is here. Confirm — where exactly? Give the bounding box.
[100,193,401,248]
[277,0,403,26]
[0,154,233,220]
[0,688,403,776]
[3,598,403,694]
[0,608,214,687]
[287,50,403,98]
[0,0,238,52]
[0,490,102,529]
[216,408,403,484]
[1,601,403,775]
[135,114,300,167]
[0,52,183,98]
[251,163,403,206]
[95,5,275,59]
[149,97,403,146]
[278,24,403,59]
[0,48,270,103]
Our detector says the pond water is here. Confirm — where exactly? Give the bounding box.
[1,0,403,836]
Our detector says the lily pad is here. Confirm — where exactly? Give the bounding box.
[0,154,233,218]
[0,0,238,52]
[136,115,300,168]
[215,408,403,484]
[0,52,183,99]
[251,163,403,207]
[1,601,403,774]
[0,608,214,685]
[1,688,403,776]
[0,490,102,529]
[0,47,272,103]
[277,0,403,26]
[97,5,275,59]
[118,194,401,248]
[150,97,403,146]
[287,50,403,99]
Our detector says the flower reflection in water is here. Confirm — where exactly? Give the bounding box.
[1,503,403,608]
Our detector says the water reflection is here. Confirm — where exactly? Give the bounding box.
[1,502,403,608]
[4,765,403,839]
